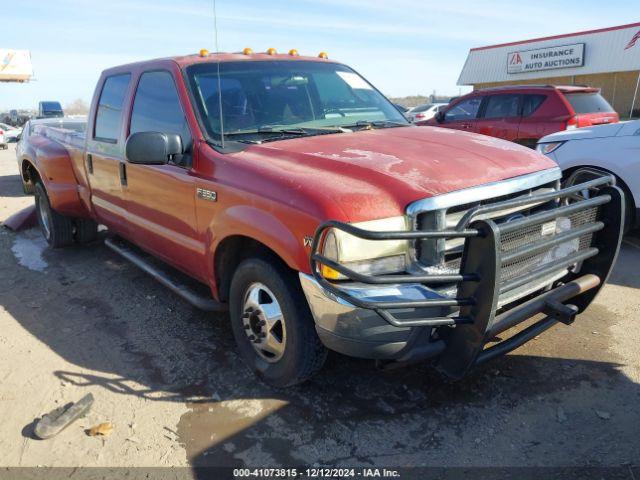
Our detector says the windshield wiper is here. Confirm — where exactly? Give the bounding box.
[221,126,344,144]
[339,120,409,130]
[259,126,344,134]
[260,127,345,143]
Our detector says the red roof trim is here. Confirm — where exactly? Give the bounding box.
[470,21,640,52]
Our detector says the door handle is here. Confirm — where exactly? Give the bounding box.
[119,162,127,186]
[86,154,93,174]
[461,123,472,130]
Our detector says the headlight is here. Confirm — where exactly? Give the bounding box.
[536,141,564,155]
[321,216,409,280]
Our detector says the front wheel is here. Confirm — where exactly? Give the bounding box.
[229,257,327,387]
[564,168,634,233]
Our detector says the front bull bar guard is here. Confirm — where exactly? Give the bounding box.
[310,175,624,376]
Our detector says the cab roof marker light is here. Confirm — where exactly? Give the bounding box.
[266,48,277,55]
[242,47,253,55]
[289,49,299,56]
[318,51,328,59]
[199,49,209,57]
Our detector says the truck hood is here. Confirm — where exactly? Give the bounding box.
[540,122,626,143]
[234,126,558,222]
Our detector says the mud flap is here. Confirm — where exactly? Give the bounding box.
[3,204,37,231]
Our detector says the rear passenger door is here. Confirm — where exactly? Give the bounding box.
[123,70,203,279]
[440,96,483,132]
[475,94,522,142]
[517,94,548,145]
[86,73,132,237]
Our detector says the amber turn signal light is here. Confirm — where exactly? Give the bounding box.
[321,264,341,280]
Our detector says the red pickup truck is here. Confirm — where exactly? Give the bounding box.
[17,50,624,386]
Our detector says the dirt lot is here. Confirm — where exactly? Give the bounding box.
[0,144,639,474]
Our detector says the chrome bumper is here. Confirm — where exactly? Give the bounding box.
[299,273,447,359]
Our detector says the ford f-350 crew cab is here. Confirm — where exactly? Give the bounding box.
[18,50,624,386]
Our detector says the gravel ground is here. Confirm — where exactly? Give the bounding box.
[0,144,639,474]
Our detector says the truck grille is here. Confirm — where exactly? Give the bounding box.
[415,181,558,268]
[500,206,599,283]
[413,180,603,306]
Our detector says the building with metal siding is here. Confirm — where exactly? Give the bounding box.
[458,23,640,117]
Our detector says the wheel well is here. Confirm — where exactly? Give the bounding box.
[514,138,537,149]
[21,160,40,184]
[214,235,292,302]
[563,165,637,224]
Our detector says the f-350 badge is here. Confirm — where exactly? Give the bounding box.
[196,187,217,202]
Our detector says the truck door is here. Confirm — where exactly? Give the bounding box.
[474,94,522,142]
[86,73,132,238]
[122,70,204,280]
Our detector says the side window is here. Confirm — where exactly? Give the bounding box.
[444,97,482,122]
[130,71,192,165]
[94,74,131,142]
[523,94,547,117]
[482,94,521,119]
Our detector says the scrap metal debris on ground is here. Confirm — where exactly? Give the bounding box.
[34,393,94,440]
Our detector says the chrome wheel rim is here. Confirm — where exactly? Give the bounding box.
[242,283,286,363]
[37,194,51,239]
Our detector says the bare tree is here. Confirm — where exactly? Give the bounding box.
[65,98,89,115]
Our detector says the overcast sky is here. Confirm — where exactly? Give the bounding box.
[1,0,637,110]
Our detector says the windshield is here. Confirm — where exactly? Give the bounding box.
[187,60,408,142]
[41,102,63,112]
[564,92,614,114]
[412,104,432,113]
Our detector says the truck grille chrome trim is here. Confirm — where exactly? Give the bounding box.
[408,169,563,273]
[406,167,561,217]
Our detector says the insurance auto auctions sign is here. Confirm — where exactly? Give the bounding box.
[507,43,585,74]
[0,49,33,82]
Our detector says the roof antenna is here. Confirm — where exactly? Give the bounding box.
[213,0,225,148]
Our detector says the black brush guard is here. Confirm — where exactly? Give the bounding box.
[310,175,624,378]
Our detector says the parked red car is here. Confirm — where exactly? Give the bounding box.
[421,85,619,147]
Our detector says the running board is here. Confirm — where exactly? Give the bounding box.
[104,236,227,312]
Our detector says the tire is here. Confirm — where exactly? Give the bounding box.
[75,218,99,244]
[622,189,635,234]
[35,182,74,248]
[564,168,634,233]
[229,257,327,387]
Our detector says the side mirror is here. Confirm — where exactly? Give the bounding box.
[125,132,182,165]
[435,111,445,123]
